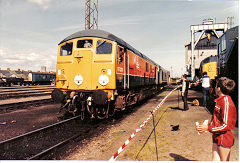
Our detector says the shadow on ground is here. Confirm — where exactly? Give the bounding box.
[169,153,197,161]
[169,107,186,111]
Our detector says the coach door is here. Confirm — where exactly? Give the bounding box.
[155,67,159,85]
[116,46,128,89]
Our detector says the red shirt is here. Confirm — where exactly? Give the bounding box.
[208,95,237,133]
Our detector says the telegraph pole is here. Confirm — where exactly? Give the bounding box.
[85,0,98,30]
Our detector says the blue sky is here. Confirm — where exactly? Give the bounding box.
[0,0,238,77]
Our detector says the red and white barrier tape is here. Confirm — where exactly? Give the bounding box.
[109,86,180,161]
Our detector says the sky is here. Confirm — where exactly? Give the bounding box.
[0,0,239,77]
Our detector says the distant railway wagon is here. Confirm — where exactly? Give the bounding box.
[199,55,218,80]
[27,72,56,85]
[0,71,56,86]
[52,29,170,120]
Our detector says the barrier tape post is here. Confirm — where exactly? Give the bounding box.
[178,88,179,108]
[151,111,158,161]
[109,86,180,161]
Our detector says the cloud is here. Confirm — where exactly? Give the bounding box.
[27,0,52,9]
[0,48,56,71]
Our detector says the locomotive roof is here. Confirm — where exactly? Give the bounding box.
[59,29,159,66]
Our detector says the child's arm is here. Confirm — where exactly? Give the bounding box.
[208,96,236,133]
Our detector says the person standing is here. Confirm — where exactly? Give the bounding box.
[196,77,237,161]
[200,72,210,106]
[181,74,189,110]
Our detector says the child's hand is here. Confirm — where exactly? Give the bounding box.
[196,124,208,133]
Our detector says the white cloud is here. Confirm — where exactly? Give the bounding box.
[27,0,52,9]
[0,48,56,71]
[0,49,6,56]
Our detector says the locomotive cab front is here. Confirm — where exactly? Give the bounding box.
[53,37,117,119]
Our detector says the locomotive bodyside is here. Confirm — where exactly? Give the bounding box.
[217,26,238,112]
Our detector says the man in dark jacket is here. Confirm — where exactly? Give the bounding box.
[181,74,189,110]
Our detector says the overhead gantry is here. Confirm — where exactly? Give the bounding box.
[189,18,230,80]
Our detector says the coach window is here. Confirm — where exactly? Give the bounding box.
[60,42,73,56]
[146,63,149,72]
[77,39,93,48]
[96,40,112,54]
[221,35,226,52]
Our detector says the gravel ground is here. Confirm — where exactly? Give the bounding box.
[0,104,60,141]
[60,88,238,161]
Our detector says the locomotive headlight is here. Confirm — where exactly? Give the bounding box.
[98,75,109,86]
[74,75,83,85]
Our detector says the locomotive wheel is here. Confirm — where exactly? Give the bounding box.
[96,104,109,119]
[87,105,95,118]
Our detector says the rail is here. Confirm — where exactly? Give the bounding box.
[0,115,81,160]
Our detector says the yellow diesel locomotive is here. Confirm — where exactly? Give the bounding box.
[199,55,218,80]
[51,29,169,120]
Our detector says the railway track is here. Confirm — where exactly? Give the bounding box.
[0,95,52,114]
[0,90,52,100]
[0,85,54,89]
[0,85,172,159]
[0,85,55,113]
[0,86,54,93]
[0,115,88,160]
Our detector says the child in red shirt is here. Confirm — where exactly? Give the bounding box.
[197,77,237,161]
